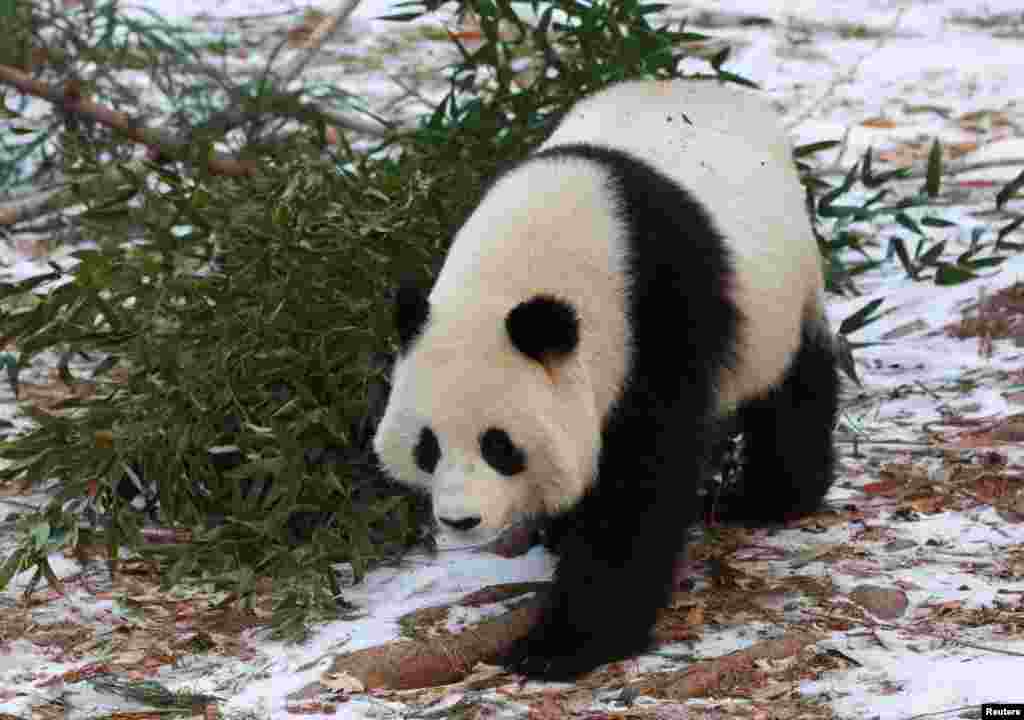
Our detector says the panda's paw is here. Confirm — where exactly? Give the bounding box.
[499,635,595,682]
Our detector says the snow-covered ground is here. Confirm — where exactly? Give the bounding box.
[3,1,1024,718]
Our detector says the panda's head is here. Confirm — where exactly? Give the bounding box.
[373,287,601,545]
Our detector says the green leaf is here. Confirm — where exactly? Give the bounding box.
[225,457,286,481]
[793,140,840,158]
[920,216,956,227]
[819,161,860,209]
[894,211,924,237]
[817,204,874,220]
[834,334,862,387]
[29,521,51,550]
[861,189,889,209]
[967,226,985,253]
[918,240,946,267]
[997,216,1024,251]
[934,263,978,286]
[0,549,27,590]
[996,168,1024,210]
[888,236,917,279]
[962,256,1006,270]
[839,297,884,336]
[713,69,759,89]
[925,138,942,197]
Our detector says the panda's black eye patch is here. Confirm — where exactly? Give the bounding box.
[414,427,440,474]
[480,428,526,476]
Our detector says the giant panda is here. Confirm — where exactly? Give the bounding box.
[373,79,839,680]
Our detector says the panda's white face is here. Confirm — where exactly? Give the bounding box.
[373,299,601,545]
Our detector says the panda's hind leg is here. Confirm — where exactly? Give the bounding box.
[710,318,839,525]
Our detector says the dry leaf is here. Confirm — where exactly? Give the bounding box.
[320,671,365,693]
[861,116,898,128]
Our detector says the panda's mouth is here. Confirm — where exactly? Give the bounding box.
[433,517,540,557]
[433,532,501,552]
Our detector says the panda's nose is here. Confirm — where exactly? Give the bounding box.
[439,515,482,531]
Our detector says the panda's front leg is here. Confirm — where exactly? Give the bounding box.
[499,415,705,681]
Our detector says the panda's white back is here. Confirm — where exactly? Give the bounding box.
[542,80,825,412]
[429,80,823,418]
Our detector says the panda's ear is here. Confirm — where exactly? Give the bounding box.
[506,295,579,365]
[394,285,430,352]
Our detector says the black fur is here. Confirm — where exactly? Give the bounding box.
[414,426,440,474]
[506,295,580,364]
[480,427,527,476]
[707,324,839,525]
[496,144,836,681]
[395,286,430,352]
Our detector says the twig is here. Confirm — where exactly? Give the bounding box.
[281,0,364,85]
[0,64,258,177]
[954,640,1024,658]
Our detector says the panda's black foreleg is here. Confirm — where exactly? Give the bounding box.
[712,323,839,525]
[499,400,708,681]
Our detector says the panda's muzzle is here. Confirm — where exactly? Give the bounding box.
[439,515,482,531]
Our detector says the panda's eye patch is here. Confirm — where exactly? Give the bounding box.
[480,428,526,476]
[414,427,440,474]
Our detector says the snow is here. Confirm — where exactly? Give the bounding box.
[4,0,1024,718]
[805,648,1024,720]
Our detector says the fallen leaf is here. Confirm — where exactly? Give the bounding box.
[862,116,898,128]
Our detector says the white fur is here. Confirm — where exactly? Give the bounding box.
[542,79,824,412]
[374,80,824,539]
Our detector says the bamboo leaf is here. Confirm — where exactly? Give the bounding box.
[996,169,1024,210]
[934,263,978,285]
[925,138,942,197]
[839,297,884,336]
[793,140,840,158]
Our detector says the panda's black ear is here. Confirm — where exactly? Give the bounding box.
[394,285,430,352]
[506,295,579,364]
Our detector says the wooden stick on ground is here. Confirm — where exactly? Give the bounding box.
[637,630,825,700]
[289,595,543,700]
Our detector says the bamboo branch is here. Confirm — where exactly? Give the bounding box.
[27,41,395,140]
[0,64,258,177]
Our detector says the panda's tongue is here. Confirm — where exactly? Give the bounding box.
[478,520,538,558]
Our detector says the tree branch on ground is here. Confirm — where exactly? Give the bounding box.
[636,630,825,700]
[290,594,544,697]
[0,64,258,177]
